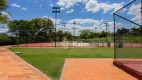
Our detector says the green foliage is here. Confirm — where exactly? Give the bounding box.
[8,18,55,43]
[140,26,142,34]
[0,15,8,23]
[8,18,73,43]
[64,31,73,40]
[116,27,142,43]
[79,29,93,40]
[0,33,12,45]
[56,30,64,41]
[98,31,107,37]
[131,28,141,35]
[117,28,130,35]
[116,27,142,36]
[56,30,73,41]
[0,0,8,10]
[79,29,109,41]
[0,0,9,24]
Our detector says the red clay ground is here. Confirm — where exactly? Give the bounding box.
[0,47,49,80]
[61,58,137,80]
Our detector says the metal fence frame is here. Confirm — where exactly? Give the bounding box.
[113,0,142,79]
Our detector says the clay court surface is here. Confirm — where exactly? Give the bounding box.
[116,61,142,75]
[0,47,49,80]
[61,58,136,80]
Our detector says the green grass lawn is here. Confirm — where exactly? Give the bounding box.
[9,48,114,80]
[115,48,142,58]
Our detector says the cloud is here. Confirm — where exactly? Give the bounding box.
[85,0,124,13]
[43,16,62,24]
[110,3,124,13]
[22,7,27,10]
[66,19,122,35]
[128,3,141,24]
[50,18,102,35]
[66,9,74,13]
[11,3,27,11]
[40,4,42,7]
[59,18,102,35]
[54,18,122,36]
[60,7,65,10]
[68,18,101,25]
[57,0,124,13]
[1,12,10,18]
[0,25,8,33]
[50,4,53,7]
[56,23,94,36]
[32,0,51,4]
[0,29,8,33]
[57,0,86,8]
[85,0,100,13]
[11,3,20,8]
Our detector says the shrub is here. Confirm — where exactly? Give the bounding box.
[0,33,12,45]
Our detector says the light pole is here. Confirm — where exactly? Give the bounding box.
[52,7,60,47]
[73,21,76,41]
[94,26,97,41]
[62,23,66,32]
[104,21,109,42]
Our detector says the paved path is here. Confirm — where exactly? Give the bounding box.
[61,58,136,80]
[0,47,49,80]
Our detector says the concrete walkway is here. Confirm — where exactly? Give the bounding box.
[0,47,49,80]
[61,58,136,80]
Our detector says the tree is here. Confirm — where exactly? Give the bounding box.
[0,33,12,45]
[30,18,54,42]
[56,30,64,41]
[117,28,129,35]
[64,31,73,41]
[56,30,73,41]
[8,20,30,43]
[140,26,142,34]
[98,31,106,37]
[0,0,8,10]
[121,28,129,35]
[0,0,9,23]
[131,28,141,35]
[8,18,55,43]
[79,29,92,41]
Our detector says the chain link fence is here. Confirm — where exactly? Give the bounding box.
[114,0,142,79]
[10,29,56,47]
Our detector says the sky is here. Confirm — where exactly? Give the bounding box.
[0,0,141,35]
